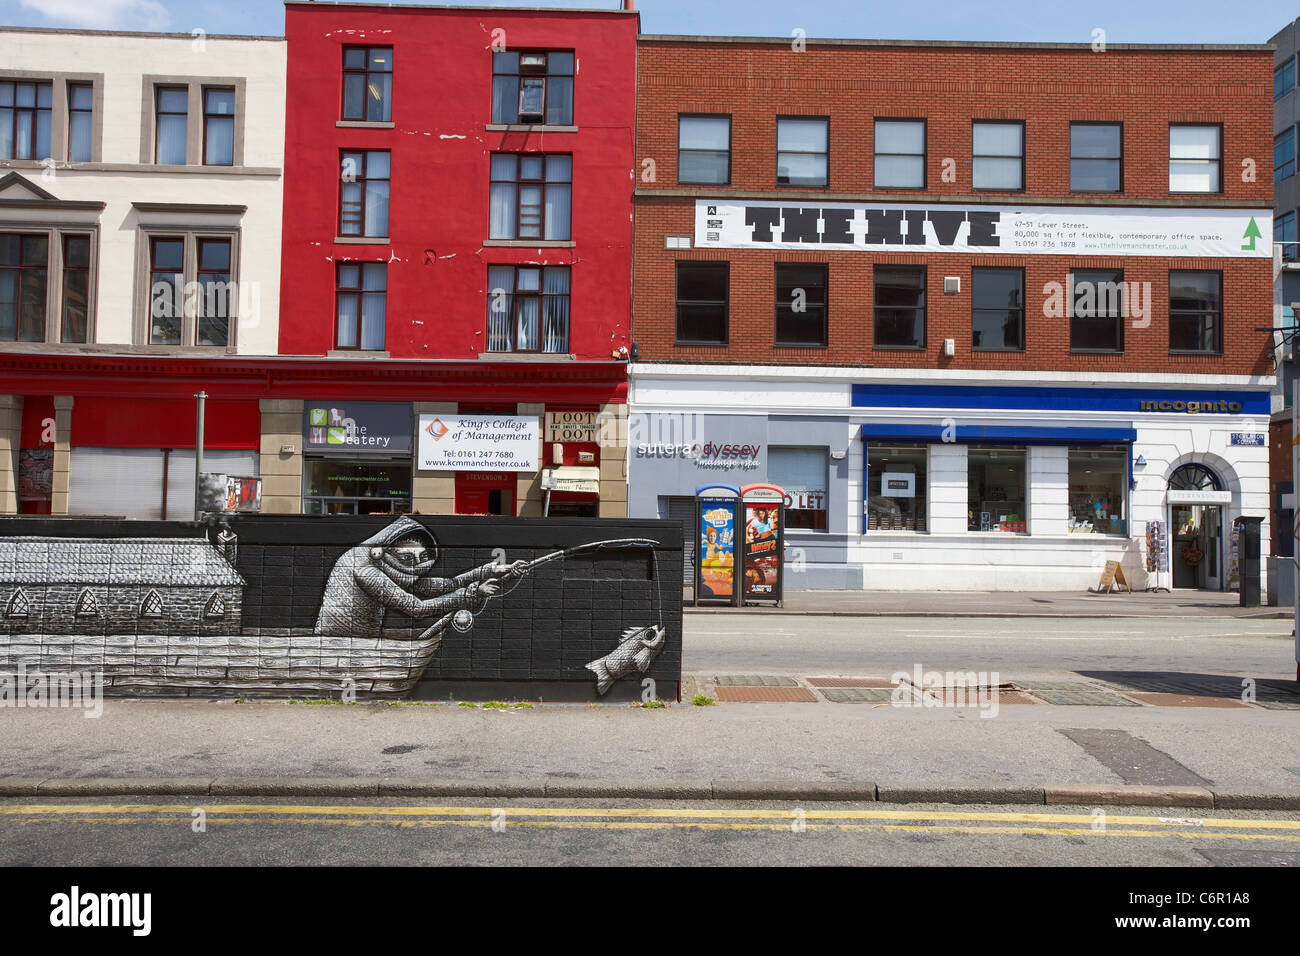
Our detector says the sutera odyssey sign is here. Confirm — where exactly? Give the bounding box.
[694,200,1272,258]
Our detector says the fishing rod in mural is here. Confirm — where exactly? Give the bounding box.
[0,516,672,698]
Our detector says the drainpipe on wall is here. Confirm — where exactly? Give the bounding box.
[194,391,207,520]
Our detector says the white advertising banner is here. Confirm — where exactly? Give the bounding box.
[418,414,539,471]
[693,200,1272,258]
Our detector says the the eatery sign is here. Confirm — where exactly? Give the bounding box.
[694,200,1272,259]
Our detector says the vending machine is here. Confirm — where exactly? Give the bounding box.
[695,484,740,607]
[739,483,785,605]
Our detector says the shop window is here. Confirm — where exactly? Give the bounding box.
[967,446,1027,533]
[1068,446,1128,535]
[774,263,827,347]
[489,153,571,240]
[1070,123,1121,192]
[335,261,386,351]
[1169,271,1221,354]
[972,121,1023,190]
[486,264,569,353]
[491,51,573,126]
[339,150,390,238]
[675,261,728,344]
[0,80,52,160]
[1169,124,1221,193]
[303,458,412,515]
[769,446,828,531]
[873,265,925,349]
[67,82,92,162]
[777,117,828,187]
[678,115,730,185]
[971,267,1024,351]
[866,443,927,532]
[874,119,925,189]
[342,47,393,122]
[17,449,52,513]
[203,87,235,166]
[1070,268,1124,352]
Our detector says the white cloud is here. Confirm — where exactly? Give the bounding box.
[19,0,171,31]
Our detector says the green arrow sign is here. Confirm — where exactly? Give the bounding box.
[1242,217,1262,251]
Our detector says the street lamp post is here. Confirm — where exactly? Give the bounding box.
[194,390,207,520]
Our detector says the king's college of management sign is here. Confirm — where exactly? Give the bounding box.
[694,200,1272,258]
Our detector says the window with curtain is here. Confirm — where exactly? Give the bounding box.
[335,261,386,351]
[873,119,925,188]
[485,265,569,353]
[67,82,92,162]
[339,150,390,237]
[1277,127,1296,183]
[341,47,393,122]
[0,234,48,342]
[1169,125,1221,193]
[1070,123,1121,192]
[1169,271,1222,354]
[203,87,235,166]
[776,117,828,186]
[155,86,187,165]
[972,121,1023,190]
[0,80,52,161]
[678,115,730,185]
[491,51,574,125]
[489,153,571,240]
[769,447,828,530]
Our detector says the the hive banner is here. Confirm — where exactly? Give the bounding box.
[694,200,1273,258]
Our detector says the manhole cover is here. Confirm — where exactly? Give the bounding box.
[714,675,799,687]
[714,686,818,702]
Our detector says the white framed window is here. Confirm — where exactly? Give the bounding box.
[1169,124,1221,193]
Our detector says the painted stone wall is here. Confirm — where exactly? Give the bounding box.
[0,515,683,702]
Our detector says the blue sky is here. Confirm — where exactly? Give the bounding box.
[0,0,1294,43]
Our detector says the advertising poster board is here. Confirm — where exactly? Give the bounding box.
[741,483,784,603]
[418,414,540,471]
[695,484,739,605]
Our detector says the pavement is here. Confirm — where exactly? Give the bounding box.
[686,588,1294,618]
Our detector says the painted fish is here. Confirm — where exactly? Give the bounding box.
[586,625,667,695]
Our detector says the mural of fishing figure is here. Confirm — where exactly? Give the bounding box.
[315,516,528,642]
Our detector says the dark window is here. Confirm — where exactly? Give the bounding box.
[873,265,926,349]
[971,267,1024,351]
[154,86,187,165]
[491,51,573,125]
[0,81,52,161]
[678,115,730,185]
[1169,271,1222,354]
[339,150,390,237]
[774,263,827,347]
[148,236,184,345]
[1277,127,1296,183]
[196,238,231,346]
[1278,58,1296,100]
[0,234,47,342]
[488,154,571,240]
[1070,123,1121,192]
[675,261,728,345]
[874,119,925,189]
[335,261,386,350]
[1277,210,1298,262]
[202,87,235,166]
[1070,268,1124,352]
[341,47,393,122]
[486,265,570,353]
[1169,124,1221,193]
[60,234,89,343]
[777,117,828,186]
[972,121,1023,190]
[67,82,92,162]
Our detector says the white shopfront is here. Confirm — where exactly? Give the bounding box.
[628,364,1272,592]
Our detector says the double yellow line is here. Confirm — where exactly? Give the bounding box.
[1,803,1298,841]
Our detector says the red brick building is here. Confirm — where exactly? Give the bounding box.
[627,36,1276,593]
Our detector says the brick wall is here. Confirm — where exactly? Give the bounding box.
[633,39,1274,374]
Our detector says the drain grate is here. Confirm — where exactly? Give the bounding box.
[1017,685,1141,707]
[713,675,800,687]
[714,685,818,702]
[820,687,897,703]
[1125,693,1250,709]
[805,676,899,688]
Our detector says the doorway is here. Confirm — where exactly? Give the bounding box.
[1171,504,1222,590]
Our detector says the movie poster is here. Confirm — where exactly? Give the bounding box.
[743,501,780,597]
[698,501,735,599]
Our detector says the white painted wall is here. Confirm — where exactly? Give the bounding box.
[0,30,285,355]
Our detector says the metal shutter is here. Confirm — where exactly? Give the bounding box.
[665,495,695,584]
[69,448,165,519]
[164,450,260,520]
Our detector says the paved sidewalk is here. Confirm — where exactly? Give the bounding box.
[686,588,1293,618]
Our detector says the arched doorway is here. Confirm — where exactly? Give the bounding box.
[1168,463,1226,590]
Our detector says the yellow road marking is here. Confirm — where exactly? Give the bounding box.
[0,803,1297,830]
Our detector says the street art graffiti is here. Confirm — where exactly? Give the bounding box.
[0,515,681,700]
